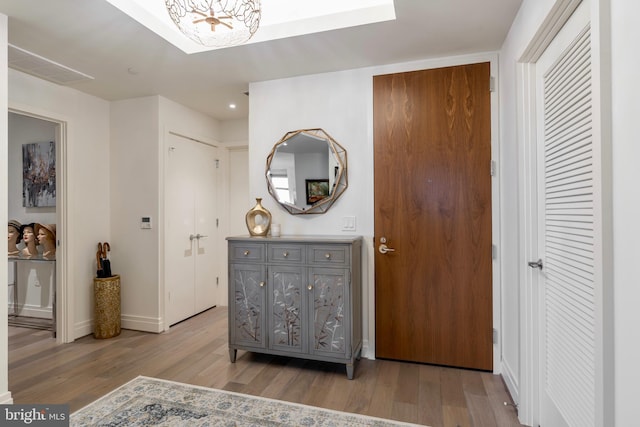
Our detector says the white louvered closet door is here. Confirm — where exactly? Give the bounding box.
[535,1,595,426]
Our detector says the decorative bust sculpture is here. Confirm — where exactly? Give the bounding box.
[20,223,39,257]
[8,219,22,256]
[35,223,56,259]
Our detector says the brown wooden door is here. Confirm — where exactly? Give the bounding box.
[373,63,493,370]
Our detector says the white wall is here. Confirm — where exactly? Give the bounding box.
[9,69,110,340]
[220,118,249,307]
[110,96,222,332]
[498,0,560,412]
[249,70,371,237]
[0,12,11,404]
[249,52,500,360]
[110,96,161,331]
[611,1,640,424]
[221,118,248,144]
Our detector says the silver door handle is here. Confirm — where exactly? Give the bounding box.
[379,244,396,254]
[528,259,543,270]
[189,234,196,241]
[196,234,208,239]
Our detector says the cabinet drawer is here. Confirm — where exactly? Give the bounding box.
[229,243,265,262]
[268,244,305,263]
[308,245,349,266]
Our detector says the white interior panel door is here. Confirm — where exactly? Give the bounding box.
[166,133,218,325]
[535,1,595,426]
[193,141,218,313]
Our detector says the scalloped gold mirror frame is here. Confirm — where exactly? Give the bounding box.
[265,128,348,215]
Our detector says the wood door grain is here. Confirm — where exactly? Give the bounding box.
[373,63,493,370]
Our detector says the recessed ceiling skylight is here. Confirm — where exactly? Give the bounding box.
[104,0,396,54]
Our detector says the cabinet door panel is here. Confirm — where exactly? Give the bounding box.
[309,267,349,358]
[230,263,266,349]
[268,265,306,353]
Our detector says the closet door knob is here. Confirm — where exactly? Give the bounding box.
[307,284,313,291]
[259,281,265,287]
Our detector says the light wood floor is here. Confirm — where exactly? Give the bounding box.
[8,307,522,426]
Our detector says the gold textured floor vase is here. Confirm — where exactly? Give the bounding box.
[93,275,121,339]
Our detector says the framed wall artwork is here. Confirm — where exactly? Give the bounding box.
[305,179,329,205]
[22,141,56,207]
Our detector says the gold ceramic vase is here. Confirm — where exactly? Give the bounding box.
[245,198,272,236]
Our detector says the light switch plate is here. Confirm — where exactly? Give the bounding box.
[342,216,356,231]
[141,216,152,229]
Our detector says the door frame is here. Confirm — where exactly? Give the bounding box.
[368,53,501,372]
[8,105,71,343]
[372,63,494,369]
[515,0,613,425]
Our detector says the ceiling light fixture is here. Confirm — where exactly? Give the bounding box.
[165,0,261,48]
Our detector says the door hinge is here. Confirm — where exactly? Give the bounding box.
[215,159,220,169]
[490,76,496,92]
[216,277,219,285]
[493,328,498,344]
[216,218,219,228]
[490,160,497,177]
[492,244,497,260]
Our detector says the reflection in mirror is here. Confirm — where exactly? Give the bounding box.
[266,128,348,215]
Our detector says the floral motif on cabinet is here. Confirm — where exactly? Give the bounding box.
[272,271,302,347]
[313,273,345,352]
[234,271,262,342]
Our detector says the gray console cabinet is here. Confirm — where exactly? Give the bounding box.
[227,236,362,379]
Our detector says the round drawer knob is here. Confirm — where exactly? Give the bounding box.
[324,253,331,259]
[283,251,289,257]
[307,284,313,291]
[243,250,250,256]
[259,281,265,287]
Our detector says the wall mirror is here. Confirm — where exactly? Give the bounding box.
[266,128,348,215]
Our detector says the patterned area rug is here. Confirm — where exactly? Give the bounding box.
[71,376,426,426]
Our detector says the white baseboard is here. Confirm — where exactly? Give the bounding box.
[74,319,92,339]
[74,314,163,340]
[501,359,520,404]
[361,339,375,359]
[121,314,163,333]
[6,304,52,319]
[0,391,13,404]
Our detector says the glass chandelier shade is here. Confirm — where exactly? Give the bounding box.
[165,0,261,48]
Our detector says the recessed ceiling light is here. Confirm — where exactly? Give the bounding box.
[229,103,237,109]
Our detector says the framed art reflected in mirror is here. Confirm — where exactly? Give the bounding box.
[305,179,329,205]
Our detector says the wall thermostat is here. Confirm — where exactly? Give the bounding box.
[141,216,152,229]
